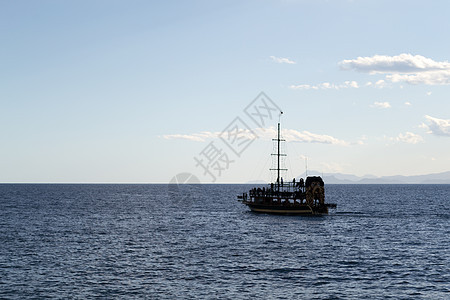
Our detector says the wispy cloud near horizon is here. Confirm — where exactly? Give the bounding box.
[162,126,356,146]
[395,132,424,144]
[289,80,359,90]
[161,132,216,142]
[270,56,296,64]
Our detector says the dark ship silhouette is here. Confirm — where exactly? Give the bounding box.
[238,112,336,215]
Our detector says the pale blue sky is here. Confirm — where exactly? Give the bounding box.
[1,0,450,183]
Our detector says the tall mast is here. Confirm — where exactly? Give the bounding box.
[277,121,280,190]
[271,111,286,192]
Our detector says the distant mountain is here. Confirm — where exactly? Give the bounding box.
[296,171,450,184]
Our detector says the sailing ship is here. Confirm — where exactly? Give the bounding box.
[238,112,336,215]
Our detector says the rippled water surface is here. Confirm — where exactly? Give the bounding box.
[1,184,449,299]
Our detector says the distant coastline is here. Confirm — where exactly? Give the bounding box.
[307,171,450,184]
[245,171,450,185]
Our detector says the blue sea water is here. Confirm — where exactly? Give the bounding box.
[0,184,449,299]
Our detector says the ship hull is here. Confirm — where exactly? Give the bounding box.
[243,202,328,215]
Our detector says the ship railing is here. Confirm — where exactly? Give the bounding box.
[249,182,305,197]
[249,190,305,200]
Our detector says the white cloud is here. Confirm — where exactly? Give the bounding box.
[340,53,450,85]
[162,131,217,142]
[371,101,391,109]
[289,84,317,90]
[374,79,387,88]
[289,80,359,90]
[163,127,352,146]
[422,115,450,137]
[270,56,296,64]
[387,71,450,85]
[244,127,351,146]
[346,80,359,88]
[277,128,350,146]
[394,132,424,144]
[365,80,389,88]
[404,101,412,106]
[340,53,450,73]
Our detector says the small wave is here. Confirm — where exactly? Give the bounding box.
[269,267,309,274]
[334,211,366,216]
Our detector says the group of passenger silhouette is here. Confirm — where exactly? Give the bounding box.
[249,177,305,197]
